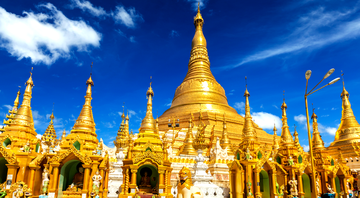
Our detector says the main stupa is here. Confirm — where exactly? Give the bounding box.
[158,6,273,152]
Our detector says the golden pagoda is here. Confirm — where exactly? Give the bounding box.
[157,4,273,152]
[120,83,172,198]
[0,88,20,132]
[328,76,360,158]
[178,115,197,155]
[41,112,57,143]
[220,113,233,155]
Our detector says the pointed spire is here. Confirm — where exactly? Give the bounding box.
[335,71,360,141]
[312,108,325,150]
[272,124,279,150]
[61,129,66,140]
[139,80,156,133]
[13,87,21,111]
[180,113,197,155]
[280,91,294,147]
[293,125,300,147]
[242,77,256,139]
[220,113,232,155]
[1,87,21,132]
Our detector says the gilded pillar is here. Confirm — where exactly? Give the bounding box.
[82,164,92,194]
[131,169,137,185]
[89,162,100,195]
[297,173,304,198]
[254,169,261,197]
[271,174,277,198]
[27,166,38,192]
[5,164,19,188]
[99,168,105,198]
[343,178,348,197]
[103,168,109,198]
[229,170,233,198]
[331,175,337,197]
[49,164,59,192]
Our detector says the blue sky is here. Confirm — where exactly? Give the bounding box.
[0,0,360,150]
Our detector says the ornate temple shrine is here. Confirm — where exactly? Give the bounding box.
[0,4,360,198]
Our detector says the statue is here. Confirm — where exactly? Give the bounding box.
[93,143,102,156]
[92,170,102,195]
[72,166,84,189]
[21,141,31,153]
[279,185,284,196]
[247,176,253,196]
[13,184,24,198]
[177,166,203,198]
[327,183,335,194]
[140,172,151,187]
[41,168,50,195]
[245,148,253,160]
[288,156,294,166]
[316,177,321,196]
[288,178,298,197]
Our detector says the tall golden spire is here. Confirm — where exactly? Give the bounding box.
[220,113,232,155]
[293,125,300,148]
[139,82,156,133]
[0,69,37,149]
[311,108,325,150]
[62,64,98,152]
[272,124,279,150]
[334,72,360,141]
[280,91,294,147]
[242,77,256,140]
[179,114,197,155]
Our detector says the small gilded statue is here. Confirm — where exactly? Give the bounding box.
[21,141,31,153]
[288,178,298,197]
[93,143,102,156]
[326,183,335,194]
[92,170,102,196]
[177,166,203,198]
[288,156,294,166]
[13,184,24,198]
[247,176,253,196]
[245,148,253,160]
[41,168,50,195]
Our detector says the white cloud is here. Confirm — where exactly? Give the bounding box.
[36,134,42,139]
[303,145,309,152]
[186,0,208,11]
[112,6,143,28]
[3,105,12,110]
[165,102,172,107]
[232,6,360,67]
[115,29,136,43]
[234,102,245,111]
[294,114,306,123]
[170,30,179,38]
[0,3,101,65]
[33,110,44,120]
[251,112,282,131]
[104,122,114,128]
[331,107,337,110]
[272,105,279,109]
[68,0,107,17]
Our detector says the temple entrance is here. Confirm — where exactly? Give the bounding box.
[259,170,270,198]
[302,174,311,198]
[136,165,159,194]
[58,160,83,196]
[0,158,8,184]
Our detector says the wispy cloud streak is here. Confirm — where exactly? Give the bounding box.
[232,6,359,67]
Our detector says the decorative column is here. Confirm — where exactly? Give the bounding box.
[99,168,105,198]
[158,168,166,194]
[5,164,19,189]
[254,169,261,197]
[331,175,337,197]
[103,168,109,198]
[27,166,38,193]
[272,173,277,198]
[343,178,348,197]
[49,163,60,193]
[129,166,138,195]
[245,165,253,197]
[297,173,304,198]
[82,164,92,196]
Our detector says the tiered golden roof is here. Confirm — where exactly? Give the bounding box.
[311,109,325,150]
[0,72,38,149]
[114,109,129,152]
[279,98,295,147]
[41,112,57,143]
[61,75,98,152]
[0,88,21,132]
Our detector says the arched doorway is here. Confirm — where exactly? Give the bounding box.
[58,160,83,195]
[136,165,158,193]
[302,174,311,198]
[0,157,8,184]
[259,170,270,198]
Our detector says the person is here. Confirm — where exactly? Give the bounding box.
[72,167,84,189]
[140,172,151,187]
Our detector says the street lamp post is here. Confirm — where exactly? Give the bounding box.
[304,69,340,197]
